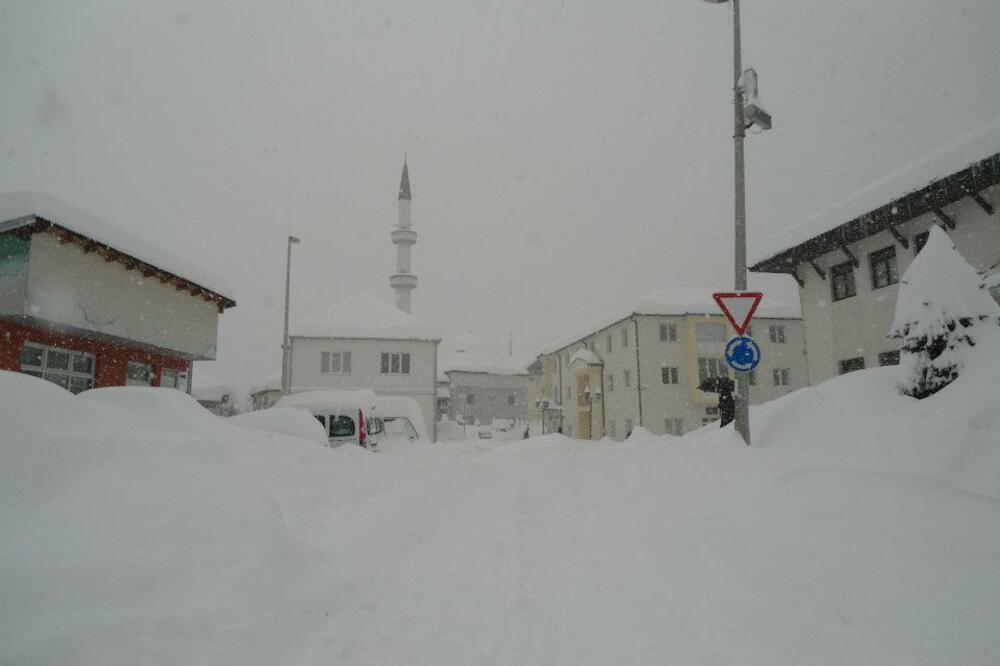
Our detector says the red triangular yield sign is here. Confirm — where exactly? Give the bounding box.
[712,292,763,336]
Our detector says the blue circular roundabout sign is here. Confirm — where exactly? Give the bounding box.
[725,335,761,373]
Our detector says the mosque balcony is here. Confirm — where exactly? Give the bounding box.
[390,273,418,290]
[391,228,418,245]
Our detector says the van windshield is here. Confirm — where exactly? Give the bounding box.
[329,415,355,438]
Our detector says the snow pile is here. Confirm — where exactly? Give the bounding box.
[3,325,1000,665]
[890,226,1000,397]
[568,348,601,366]
[293,293,439,340]
[276,388,377,411]
[229,407,327,445]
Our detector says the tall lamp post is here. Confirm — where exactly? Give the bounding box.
[280,235,300,395]
[702,0,770,445]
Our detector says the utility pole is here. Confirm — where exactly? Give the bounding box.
[702,0,754,444]
[280,235,300,395]
[731,0,751,445]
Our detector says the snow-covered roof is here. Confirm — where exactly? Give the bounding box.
[292,293,439,341]
[440,350,530,376]
[0,191,235,303]
[539,274,801,355]
[750,115,1000,267]
[568,349,602,366]
[276,388,377,411]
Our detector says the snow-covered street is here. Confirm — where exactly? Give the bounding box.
[4,337,1000,665]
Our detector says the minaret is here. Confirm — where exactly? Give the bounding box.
[390,157,417,313]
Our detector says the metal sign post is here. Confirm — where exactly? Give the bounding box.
[713,291,763,444]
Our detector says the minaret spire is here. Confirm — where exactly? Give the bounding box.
[390,157,417,313]
[398,155,411,201]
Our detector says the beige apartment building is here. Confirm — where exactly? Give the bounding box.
[536,277,808,440]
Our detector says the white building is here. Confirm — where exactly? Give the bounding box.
[750,119,1000,384]
[288,293,440,440]
[537,276,808,440]
[441,350,530,424]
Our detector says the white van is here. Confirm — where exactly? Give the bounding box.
[275,389,383,451]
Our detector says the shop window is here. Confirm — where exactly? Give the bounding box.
[21,342,95,394]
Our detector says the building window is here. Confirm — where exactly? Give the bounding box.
[21,342,96,394]
[664,417,683,436]
[659,323,677,342]
[661,366,679,384]
[831,261,857,301]
[380,352,410,375]
[606,335,612,353]
[161,368,180,389]
[839,357,865,374]
[696,323,727,343]
[703,406,718,425]
[768,325,786,343]
[508,393,516,406]
[621,328,629,348]
[127,361,153,386]
[869,246,899,289]
[697,357,728,383]
[772,368,790,386]
[878,350,900,366]
[913,231,930,255]
[607,374,614,392]
[321,351,352,374]
[623,369,631,388]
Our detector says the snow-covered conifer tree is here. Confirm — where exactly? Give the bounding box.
[889,225,1000,398]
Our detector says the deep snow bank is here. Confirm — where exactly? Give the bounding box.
[2,335,1000,666]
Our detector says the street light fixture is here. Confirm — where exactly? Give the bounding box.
[701,0,770,445]
[582,384,602,440]
[280,235,300,395]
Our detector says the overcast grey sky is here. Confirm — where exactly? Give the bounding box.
[3,0,999,385]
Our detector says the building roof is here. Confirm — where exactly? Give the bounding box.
[441,350,530,376]
[750,115,1000,273]
[0,191,236,307]
[398,158,411,201]
[539,274,801,355]
[568,349,602,366]
[292,293,439,340]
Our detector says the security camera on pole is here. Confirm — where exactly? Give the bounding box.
[701,0,772,445]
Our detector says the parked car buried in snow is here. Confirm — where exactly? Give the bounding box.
[275,389,383,451]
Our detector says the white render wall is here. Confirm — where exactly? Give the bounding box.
[289,336,438,440]
[793,190,999,384]
[24,233,220,358]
